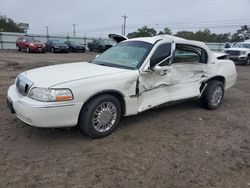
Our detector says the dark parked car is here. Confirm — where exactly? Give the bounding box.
[16,36,46,53]
[46,40,69,53]
[87,39,114,52]
[64,41,86,53]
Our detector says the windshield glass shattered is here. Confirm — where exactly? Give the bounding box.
[92,41,153,70]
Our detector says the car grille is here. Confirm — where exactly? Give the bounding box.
[16,74,33,96]
[226,50,240,56]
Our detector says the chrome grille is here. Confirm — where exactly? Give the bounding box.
[226,50,240,56]
[16,74,33,96]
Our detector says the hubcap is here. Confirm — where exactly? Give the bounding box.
[92,102,117,133]
[211,86,223,106]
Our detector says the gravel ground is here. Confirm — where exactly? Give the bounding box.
[0,50,250,188]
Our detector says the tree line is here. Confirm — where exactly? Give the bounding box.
[0,15,24,33]
[127,26,249,43]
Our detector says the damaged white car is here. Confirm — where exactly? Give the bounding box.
[7,35,237,138]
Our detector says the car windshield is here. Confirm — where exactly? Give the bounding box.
[70,41,81,45]
[26,37,36,42]
[92,41,153,70]
[52,40,64,45]
[234,43,250,49]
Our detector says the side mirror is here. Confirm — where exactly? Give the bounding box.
[153,65,163,73]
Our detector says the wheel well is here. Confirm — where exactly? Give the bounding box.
[200,76,225,92]
[83,91,126,115]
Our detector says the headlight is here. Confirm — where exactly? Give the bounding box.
[240,51,247,55]
[30,43,35,46]
[54,46,59,48]
[28,87,73,102]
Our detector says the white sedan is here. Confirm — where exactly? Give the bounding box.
[7,35,237,138]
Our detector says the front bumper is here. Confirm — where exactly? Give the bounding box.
[229,56,248,64]
[7,85,83,128]
[29,46,46,52]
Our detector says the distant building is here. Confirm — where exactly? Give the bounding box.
[18,23,29,33]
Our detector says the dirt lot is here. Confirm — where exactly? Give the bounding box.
[0,50,250,188]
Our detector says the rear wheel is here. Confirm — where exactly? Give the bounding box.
[78,94,121,138]
[201,81,224,110]
[17,45,21,51]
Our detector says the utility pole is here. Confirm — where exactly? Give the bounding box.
[46,26,49,40]
[46,26,49,36]
[121,24,124,35]
[72,24,76,37]
[121,14,128,36]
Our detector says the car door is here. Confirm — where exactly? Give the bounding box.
[137,42,206,112]
[169,44,209,96]
[137,41,177,112]
[19,36,25,49]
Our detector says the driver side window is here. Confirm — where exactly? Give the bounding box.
[151,43,171,67]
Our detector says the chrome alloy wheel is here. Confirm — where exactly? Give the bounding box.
[92,102,117,133]
[211,86,223,106]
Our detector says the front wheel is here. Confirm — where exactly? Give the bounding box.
[26,46,30,53]
[246,57,250,65]
[201,81,224,110]
[78,94,121,138]
[17,45,21,51]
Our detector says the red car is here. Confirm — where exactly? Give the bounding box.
[16,36,46,53]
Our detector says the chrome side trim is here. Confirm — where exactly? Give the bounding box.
[17,101,75,108]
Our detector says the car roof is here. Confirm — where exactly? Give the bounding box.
[125,35,209,50]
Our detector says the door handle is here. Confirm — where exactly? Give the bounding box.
[160,69,171,75]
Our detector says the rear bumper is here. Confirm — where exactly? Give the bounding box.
[7,85,83,128]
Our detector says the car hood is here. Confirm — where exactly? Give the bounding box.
[22,62,131,88]
[225,47,250,51]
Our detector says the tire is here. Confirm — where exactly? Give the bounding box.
[17,45,21,52]
[89,48,93,52]
[26,46,30,53]
[246,57,250,65]
[78,94,121,138]
[51,47,55,53]
[201,81,224,110]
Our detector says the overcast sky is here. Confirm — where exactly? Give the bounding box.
[1,0,250,37]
